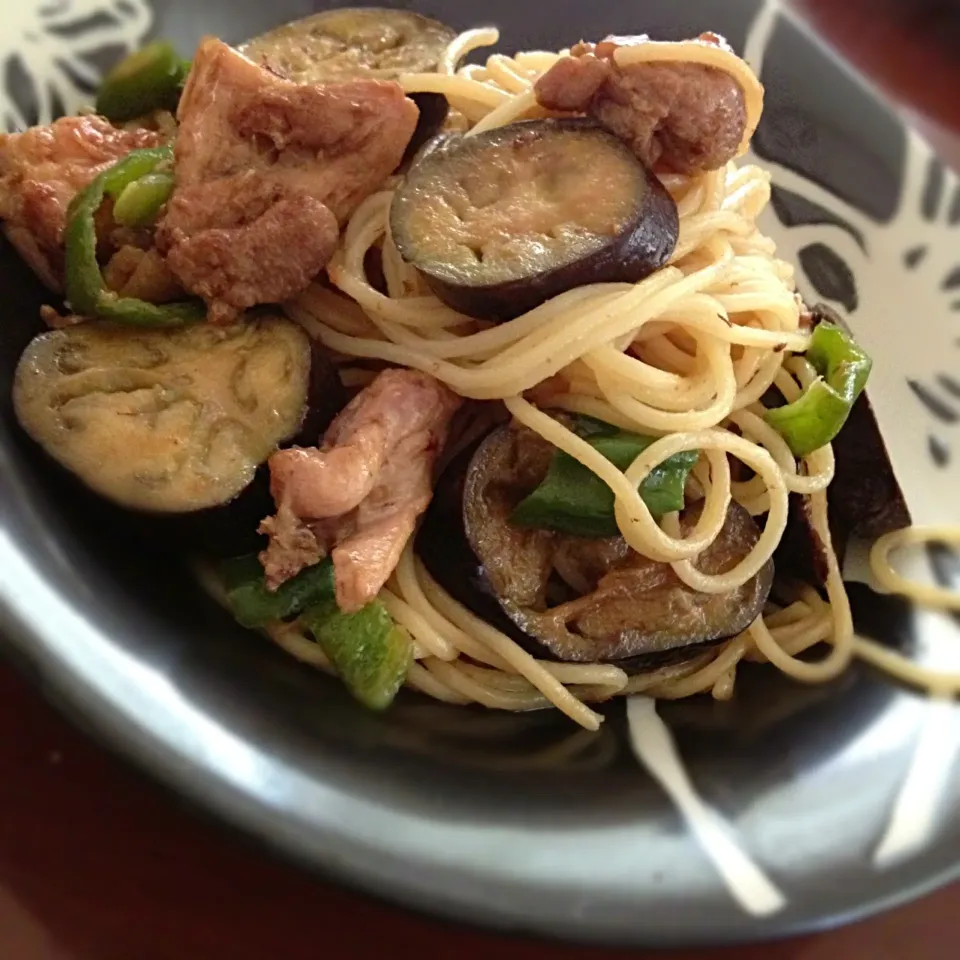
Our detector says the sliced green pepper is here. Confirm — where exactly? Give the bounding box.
[219,554,336,629]
[113,171,176,227]
[511,417,699,538]
[765,321,873,458]
[303,600,414,711]
[96,41,189,122]
[64,147,205,327]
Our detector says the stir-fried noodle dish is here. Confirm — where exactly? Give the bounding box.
[4,9,958,731]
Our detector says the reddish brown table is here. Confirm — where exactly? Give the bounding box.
[3,4,960,958]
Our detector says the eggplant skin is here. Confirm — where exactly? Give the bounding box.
[419,422,773,671]
[391,118,680,322]
[403,94,449,165]
[12,314,344,552]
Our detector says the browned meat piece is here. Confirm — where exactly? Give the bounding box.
[161,173,339,324]
[0,116,162,289]
[258,501,326,587]
[157,38,419,323]
[259,369,462,612]
[535,35,747,174]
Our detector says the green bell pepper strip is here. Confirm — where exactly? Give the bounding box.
[96,41,189,122]
[219,553,413,709]
[113,171,176,227]
[764,321,873,458]
[219,554,336,629]
[511,417,699,538]
[303,600,414,711]
[63,147,205,326]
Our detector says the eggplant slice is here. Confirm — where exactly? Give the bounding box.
[391,118,680,321]
[419,422,773,669]
[13,313,322,514]
[240,8,455,159]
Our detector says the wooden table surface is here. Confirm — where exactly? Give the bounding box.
[3,3,960,958]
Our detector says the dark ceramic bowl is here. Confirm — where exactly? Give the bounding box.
[2,0,960,947]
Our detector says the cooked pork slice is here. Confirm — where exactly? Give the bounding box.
[0,116,162,289]
[157,38,419,323]
[260,369,462,612]
[535,35,747,175]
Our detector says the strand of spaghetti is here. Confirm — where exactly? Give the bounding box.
[586,347,720,414]
[767,615,833,658]
[507,398,746,564]
[622,653,717,694]
[406,662,471,704]
[869,528,960,612]
[731,350,789,410]
[399,72,510,108]
[656,300,809,352]
[637,334,699,375]
[730,409,835,495]
[265,621,331,670]
[702,167,727,213]
[675,180,707,218]
[403,547,624,691]
[734,346,764,392]
[668,453,787,592]
[723,174,771,219]
[547,393,649,432]
[381,227,424,300]
[329,264,469,329]
[627,430,785,573]
[315,267,693,399]
[852,639,960,696]
[378,589,458,661]
[349,282,632,361]
[485,54,534,92]
[748,489,855,682]
[341,190,391,255]
[457,661,626,697]
[416,561,605,729]
[672,211,756,260]
[467,88,538,135]
[423,658,555,711]
[394,547,514,671]
[711,668,737,701]
[646,636,751,699]
[440,26,499,74]
[764,601,815,628]
[588,338,738,432]
[513,50,565,72]
[666,453,785,594]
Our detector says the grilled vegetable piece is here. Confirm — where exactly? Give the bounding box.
[95,40,189,122]
[390,118,679,321]
[303,599,414,710]
[773,304,909,586]
[13,313,318,514]
[418,422,772,667]
[765,319,872,457]
[220,555,335,628]
[112,171,175,228]
[64,146,204,327]
[511,416,698,537]
[240,8,455,158]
